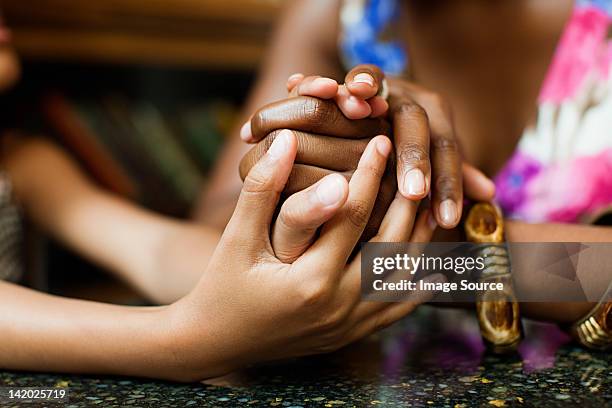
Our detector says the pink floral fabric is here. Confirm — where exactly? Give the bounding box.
[495,1,612,223]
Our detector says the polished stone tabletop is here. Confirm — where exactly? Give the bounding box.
[1,308,610,407]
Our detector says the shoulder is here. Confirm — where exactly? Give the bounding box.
[276,0,343,57]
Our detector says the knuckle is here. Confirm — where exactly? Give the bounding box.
[295,131,317,158]
[274,245,303,264]
[424,91,452,114]
[278,205,300,228]
[432,136,458,153]
[347,139,369,164]
[243,166,273,194]
[394,101,428,122]
[303,97,340,126]
[435,174,461,197]
[346,198,372,229]
[296,280,333,309]
[316,308,346,333]
[355,162,386,180]
[398,142,429,165]
[278,203,312,232]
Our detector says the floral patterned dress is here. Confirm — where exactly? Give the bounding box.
[340,0,612,224]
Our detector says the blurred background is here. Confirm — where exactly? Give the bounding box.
[0,0,282,304]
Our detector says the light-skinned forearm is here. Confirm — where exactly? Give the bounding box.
[2,138,219,303]
[0,281,201,380]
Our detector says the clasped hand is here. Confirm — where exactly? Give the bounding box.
[239,64,496,235]
[167,128,439,381]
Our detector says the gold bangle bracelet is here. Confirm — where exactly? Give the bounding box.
[570,281,612,350]
[465,203,523,354]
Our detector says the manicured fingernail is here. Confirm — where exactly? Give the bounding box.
[404,169,425,196]
[288,73,303,82]
[316,175,344,206]
[376,138,391,157]
[268,130,291,160]
[353,73,375,87]
[427,212,438,230]
[439,200,458,226]
[240,121,252,141]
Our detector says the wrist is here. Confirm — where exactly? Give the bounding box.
[154,297,241,382]
[108,304,186,380]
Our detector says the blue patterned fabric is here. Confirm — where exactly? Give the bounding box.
[340,0,407,75]
[340,0,612,75]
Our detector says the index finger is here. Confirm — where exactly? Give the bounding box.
[239,130,369,180]
[389,94,431,201]
[250,96,390,142]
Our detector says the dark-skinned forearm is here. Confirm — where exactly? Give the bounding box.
[506,220,611,323]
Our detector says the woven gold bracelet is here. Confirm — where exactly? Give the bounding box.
[464,203,523,354]
[570,281,612,350]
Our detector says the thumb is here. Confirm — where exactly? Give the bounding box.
[462,162,496,201]
[345,64,386,99]
[227,129,297,241]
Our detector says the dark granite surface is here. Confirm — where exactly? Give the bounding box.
[1,308,610,407]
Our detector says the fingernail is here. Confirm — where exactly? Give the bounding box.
[353,73,375,87]
[288,73,303,82]
[268,130,291,160]
[439,200,458,226]
[313,78,337,88]
[375,138,391,157]
[316,175,344,206]
[240,121,252,141]
[427,212,438,230]
[403,169,425,196]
